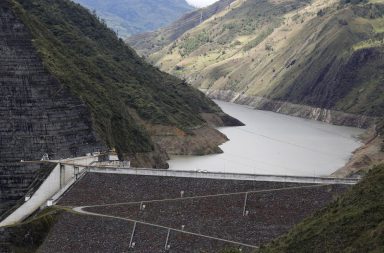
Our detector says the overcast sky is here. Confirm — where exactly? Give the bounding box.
[186,0,219,7]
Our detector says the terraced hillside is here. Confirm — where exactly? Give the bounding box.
[137,0,384,126]
[0,0,240,219]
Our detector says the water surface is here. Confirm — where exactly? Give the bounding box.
[168,100,364,176]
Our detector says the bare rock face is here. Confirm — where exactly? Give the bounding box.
[0,2,106,218]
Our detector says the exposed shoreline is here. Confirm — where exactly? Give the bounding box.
[206,89,376,129]
[203,90,382,178]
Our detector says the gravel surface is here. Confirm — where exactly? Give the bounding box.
[44,172,350,252]
[58,173,312,207]
[86,184,346,246]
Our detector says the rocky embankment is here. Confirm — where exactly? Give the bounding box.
[333,128,384,177]
[207,90,376,128]
[145,112,244,160]
[206,89,383,177]
[42,173,349,252]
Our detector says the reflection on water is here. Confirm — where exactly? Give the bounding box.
[168,100,364,176]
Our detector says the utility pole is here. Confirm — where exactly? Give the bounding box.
[164,228,171,250]
[129,221,137,248]
[242,192,248,216]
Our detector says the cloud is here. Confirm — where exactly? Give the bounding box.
[186,0,219,8]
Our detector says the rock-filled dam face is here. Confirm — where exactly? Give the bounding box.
[0,1,105,218]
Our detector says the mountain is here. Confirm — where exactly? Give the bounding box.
[0,0,241,220]
[71,0,195,38]
[134,0,384,127]
[259,164,384,253]
[127,0,236,56]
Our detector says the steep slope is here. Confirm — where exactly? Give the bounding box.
[71,0,194,38]
[0,0,240,220]
[127,0,236,56]
[142,0,384,127]
[0,0,105,220]
[11,0,239,159]
[258,164,384,253]
[0,207,62,253]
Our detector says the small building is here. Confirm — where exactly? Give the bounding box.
[98,152,119,162]
[96,150,130,168]
[41,153,49,161]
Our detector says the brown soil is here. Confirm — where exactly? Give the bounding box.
[333,128,384,177]
[148,125,229,156]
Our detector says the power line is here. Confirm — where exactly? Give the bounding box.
[71,184,326,209]
[232,127,344,158]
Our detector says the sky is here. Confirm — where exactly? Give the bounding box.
[186,0,219,7]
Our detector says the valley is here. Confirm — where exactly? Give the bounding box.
[130,0,384,125]
[169,100,364,176]
[0,0,383,252]
[71,0,195,38]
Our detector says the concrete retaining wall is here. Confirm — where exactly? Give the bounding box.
[90,167,359,185]
[0,156,98,226]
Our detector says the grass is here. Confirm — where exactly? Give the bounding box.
[242,26,276,52]
[0,207,62,253]
[370,17,384,32]
[353,39,384,50]
[10,0,222,156]
[145,0,384,119]
[258,164,384,253]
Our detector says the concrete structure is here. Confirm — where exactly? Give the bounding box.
[0,156,98,227]
[1,156,359,227]
[89,167,359,185]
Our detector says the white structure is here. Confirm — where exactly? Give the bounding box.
[0,156,98,227]
[41,153,49,161]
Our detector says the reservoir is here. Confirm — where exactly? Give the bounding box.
[168,100,364,176]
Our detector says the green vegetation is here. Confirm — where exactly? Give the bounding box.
[144,0,384,119]
[243,27,275,52]
[259,164,384,253]
[11,0,222,155]
[0,207,62,253]
[180,31,211,56]
[353,39,384,51]
[72,0,194,38]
